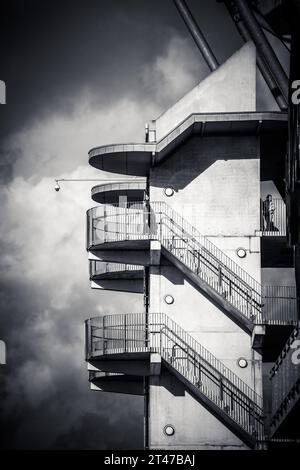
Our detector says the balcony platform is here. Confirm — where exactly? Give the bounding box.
[90,260,144,280]
[88,239,150,252]
[85,313,264,446]
[91,181,146,204]
[89,112,287,176]
[91,270,143,281]
[89,371,144,396]
[88,350,150,363]
[89,248,152,267]
[90,261,144,293]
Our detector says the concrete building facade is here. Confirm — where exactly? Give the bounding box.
[85,40,298,449]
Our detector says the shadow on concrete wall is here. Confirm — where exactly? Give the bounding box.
[151,135,258,191]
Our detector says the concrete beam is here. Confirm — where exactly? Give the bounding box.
[150,353,162,376]
[252,325,266,351]
[89,249,151,266]
[150,241,161,265]
[90,379,144,396]
[88,359,150,376]
[91,279,144,294]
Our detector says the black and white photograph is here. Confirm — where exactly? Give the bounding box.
[0,0,300,455]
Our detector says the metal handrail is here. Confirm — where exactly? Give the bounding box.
[89,260,141,278]
[85,313,264,438]
[260,198,286,236]
[262,286,298,325]
[86,202,297,326]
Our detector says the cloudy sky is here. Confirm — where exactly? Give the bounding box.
[0,0,289,449]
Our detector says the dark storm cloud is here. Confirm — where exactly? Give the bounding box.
[53,412,142,450]
[0,272,143,449]
[0,0,226,183]
[0,0,239,177]
[0,0,290,450]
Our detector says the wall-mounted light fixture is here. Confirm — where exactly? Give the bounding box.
[164,187,174,197]
[163,424,175,436]
[237,357,248,368]
[236,247,247,258]
[164,294,174,305]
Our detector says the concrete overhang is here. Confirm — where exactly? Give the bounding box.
[89,261,144,293]
[89,143,155,176]
[91,181,146,204]
[88,239,151,252]
[91,269,144,281]
[88,247,152,266]
[89,372,144,395]
[88,351,150,361]
[88,112,287,176]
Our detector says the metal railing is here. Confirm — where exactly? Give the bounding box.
[269,323,300,428]
[262,286,298,325]
[260,198,286,236]
[89,260,142,278]
[88,113,287,163]
[155,202,262,324]
[87,202,297,326]
[85,313,264,439]
[87,203,150,246]
[91,181,146,202]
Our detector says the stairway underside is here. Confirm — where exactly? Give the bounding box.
[161,247,254,334]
